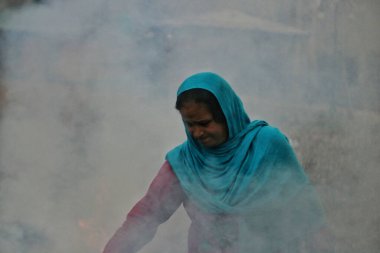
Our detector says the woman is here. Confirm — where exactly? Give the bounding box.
[103,72,331,253]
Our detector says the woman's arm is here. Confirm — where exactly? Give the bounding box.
[103,161,185,253]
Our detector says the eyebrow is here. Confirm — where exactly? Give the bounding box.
[184,119,213,124]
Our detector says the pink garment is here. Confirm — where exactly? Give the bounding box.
[103,161,241,253]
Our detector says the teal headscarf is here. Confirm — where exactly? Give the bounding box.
[166,72,324,245]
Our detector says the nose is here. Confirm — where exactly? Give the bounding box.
[190,126,204,139]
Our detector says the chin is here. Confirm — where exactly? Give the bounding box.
[202,142,221,149]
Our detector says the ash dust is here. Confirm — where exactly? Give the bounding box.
[0,1,379,253]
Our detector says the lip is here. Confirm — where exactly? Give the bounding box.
[198,137,211,145]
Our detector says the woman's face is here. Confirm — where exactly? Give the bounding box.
[179,101,228,148]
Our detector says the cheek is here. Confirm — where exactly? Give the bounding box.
[211,126,227,139]
[219,126,228,141]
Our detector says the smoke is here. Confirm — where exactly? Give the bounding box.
[0,1,379,253]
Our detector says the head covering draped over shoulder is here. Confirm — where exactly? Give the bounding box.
[166,72,324,244]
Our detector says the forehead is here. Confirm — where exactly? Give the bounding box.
[179,102,212,121]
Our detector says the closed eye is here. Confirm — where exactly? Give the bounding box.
[198,120,212,127]
[184,119,212,128]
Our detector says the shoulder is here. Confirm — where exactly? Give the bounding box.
[256,125,289,146]
[165,142,186,162]
[254,126,301,164]
[158,160,176,178]
[148,161,180,191]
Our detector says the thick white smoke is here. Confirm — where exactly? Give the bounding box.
[0,1,379,253]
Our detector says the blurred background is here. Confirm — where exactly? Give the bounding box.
[0,0,379,252]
